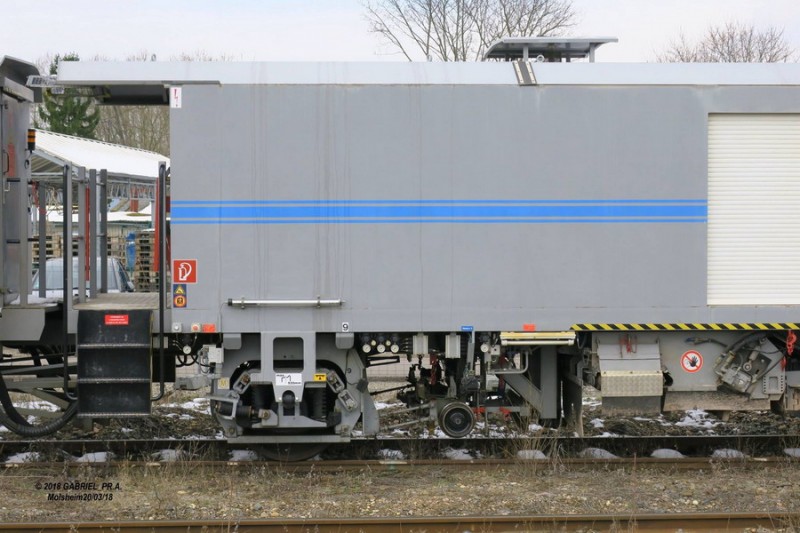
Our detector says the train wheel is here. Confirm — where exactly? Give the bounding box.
[254,442,329,462]
[439,401,475,438]
[0,346,77,436]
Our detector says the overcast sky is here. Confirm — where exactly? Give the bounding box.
[3,0,799,64]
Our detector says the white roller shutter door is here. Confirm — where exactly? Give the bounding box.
[708,114,800,305]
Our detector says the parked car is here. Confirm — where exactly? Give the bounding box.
[32,257,135,294]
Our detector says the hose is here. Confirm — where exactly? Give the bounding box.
[0,368,77,437]
[723,332,769,365]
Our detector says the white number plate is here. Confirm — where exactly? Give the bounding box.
[275,373,303,386]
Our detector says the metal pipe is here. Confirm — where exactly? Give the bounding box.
[227,298,344,309]
[500,340,575,346]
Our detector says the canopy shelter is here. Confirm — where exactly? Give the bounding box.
[27,131,169,304]
[32,130,168,202]
[483,37,618,62]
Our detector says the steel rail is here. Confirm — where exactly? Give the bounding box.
[1,434,799,461]
[1,457,797,474]
[1,513,798,532]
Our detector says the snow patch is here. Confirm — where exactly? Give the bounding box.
[181,398,210,413]
[712,448,745,459]
[378,449,406,460]
[184,434,212,440]
[583,397,601,408]
[16,401,60,412]
[374,401,401,410]
[442,448,475,460]
[784,448,800,458]
[5,452,42,463]
[473,421,508,438]
[153,449,190,462]
[229,449,259,461]
[590,418,604,429]
[579,447,618,459]
[75,452,114,463]
[676,409,719,429]
[517,449,547,460]
[651,448,686,459]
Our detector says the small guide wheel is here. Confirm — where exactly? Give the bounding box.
[438,401,475,438]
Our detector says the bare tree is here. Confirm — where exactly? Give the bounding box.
[658,22,796,63]
[365,0,576,61]
[94,51,236,156]
[91,52,170,155]
[95,103,170,155]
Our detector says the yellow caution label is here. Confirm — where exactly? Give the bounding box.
[217,378,230,389]
[313,373,327,382]
[571,323,800,332]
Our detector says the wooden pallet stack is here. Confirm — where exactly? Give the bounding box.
[133,230,159,292]
[31,235,63,267]
[33,236,124,261]
[108,236,126,265]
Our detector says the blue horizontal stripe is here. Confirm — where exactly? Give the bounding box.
[170,199,707,225]
[172,198,707,206]
[173,217,707,225]
[172,204,706,220]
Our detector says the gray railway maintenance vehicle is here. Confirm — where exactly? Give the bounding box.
[2,39,800,458]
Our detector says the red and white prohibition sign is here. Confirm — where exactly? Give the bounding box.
[680,350,703,373]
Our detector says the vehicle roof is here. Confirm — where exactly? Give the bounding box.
[58,60,800,88]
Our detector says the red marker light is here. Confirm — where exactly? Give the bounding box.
[522,323,536,332]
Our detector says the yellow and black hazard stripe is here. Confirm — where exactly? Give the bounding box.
[571,323,800,332]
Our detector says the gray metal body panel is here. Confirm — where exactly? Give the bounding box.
[1,57,37,310]
[54,61,800,333]
[165,71,800,333]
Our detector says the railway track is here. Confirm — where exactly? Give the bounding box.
[3,445,798,528]
[1,434,799,461]
[1,513,798,532]
[1,457,797,473]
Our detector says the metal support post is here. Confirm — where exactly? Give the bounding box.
[16,136,30,306]
[99,170,108,293]
[62,164,76,400]
[152,162,167,401]
[63,165,73,307]
[88,169,97,298]
[76,167,86,303]
[37,181,47,297]
[0,96,4,314]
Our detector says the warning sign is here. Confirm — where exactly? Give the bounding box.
[104,314,129,326]
[680,350,703,373]
[173,283,187,308]
[170,87,182,108]
[173,259,197,284]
